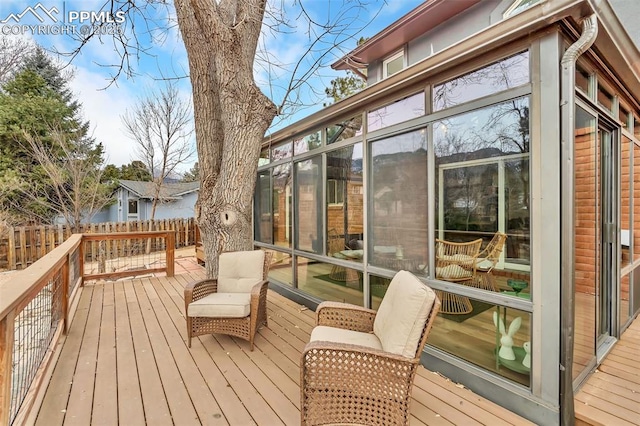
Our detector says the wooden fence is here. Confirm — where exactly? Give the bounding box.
[0,218,197,272]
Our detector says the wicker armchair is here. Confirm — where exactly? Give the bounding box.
[476,232,507,273]
[184,250,272,351]
[435,238,482,282]
[301,270,440,426]
[469,232,507,292]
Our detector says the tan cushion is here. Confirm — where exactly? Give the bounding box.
[439,254,473,262]
[436,264,472,279]
[310,325,382,351]
[188,293,251,318]
[373,270,436,358]
[218,250,265,293]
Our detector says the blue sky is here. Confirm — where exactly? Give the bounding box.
[0,0,424,171]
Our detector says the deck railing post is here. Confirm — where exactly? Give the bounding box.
[166,231,175,277]
[62,254,69,334]
[78,238,85,287]
[0,310,15,426]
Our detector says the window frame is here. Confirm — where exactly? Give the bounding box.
[382,49,405,79]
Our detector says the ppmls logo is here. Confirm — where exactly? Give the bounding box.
[1,2,125,36]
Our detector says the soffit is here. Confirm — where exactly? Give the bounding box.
[332,0,483,70]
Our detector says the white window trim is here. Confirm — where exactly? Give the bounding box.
[127,198,140,219]
[382,49,405,79]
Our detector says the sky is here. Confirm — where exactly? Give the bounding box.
[0,0,424,172]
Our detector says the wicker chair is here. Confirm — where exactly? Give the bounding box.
[435,238,482,315]
[435,238,482,282]
[301,270,440,426]
[184,250,272,351]
[468,232,507,292]
[476,232,507,273]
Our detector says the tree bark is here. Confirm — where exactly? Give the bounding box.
[174,0,277,277]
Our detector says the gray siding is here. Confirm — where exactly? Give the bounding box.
[367,0,511,85]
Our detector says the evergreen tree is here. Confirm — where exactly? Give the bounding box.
[0,48,109,225]
[182,162,199,182]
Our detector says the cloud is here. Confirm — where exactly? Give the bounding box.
[69,65,139,166]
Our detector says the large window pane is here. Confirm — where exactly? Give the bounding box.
[634,143,640,262]
[265,249,293,287]
[434,97,531,289]
[429,291,531,387]
[254,170,272,243]
[272,142,292,161]
[295,156,323,253]
[367,92,425,132]
[273,163,292,248]
[326,144,364,264]
[296,255,363,306]
[433,52,529,111]
[370,130,427,272]
[505,158,530,265]
[294,131,322,155]
[573,105,597,380]
[327,116,363,144]
[621,136,631,268]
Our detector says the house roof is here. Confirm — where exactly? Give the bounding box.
[118,180,200,201]
[331,0,482,72]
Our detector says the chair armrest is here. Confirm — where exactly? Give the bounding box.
[184,279,218,305]
[250,279,269,306]
[316,301,377,333]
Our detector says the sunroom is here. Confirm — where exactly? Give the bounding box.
[253,0,640,423]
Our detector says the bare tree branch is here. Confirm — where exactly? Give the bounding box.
[121,81,195,219]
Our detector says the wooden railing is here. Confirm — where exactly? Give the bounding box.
[0,218,196,272]
[0,231,176,425]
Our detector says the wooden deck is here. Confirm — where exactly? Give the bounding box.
[33,271,535,425]
[575,316,640,426]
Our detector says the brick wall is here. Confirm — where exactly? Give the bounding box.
[574,127,598,296]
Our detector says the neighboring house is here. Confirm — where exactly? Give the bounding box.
[254,0,640,423]
[95,179,199,223]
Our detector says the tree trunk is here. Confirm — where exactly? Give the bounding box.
[175,0,277,278]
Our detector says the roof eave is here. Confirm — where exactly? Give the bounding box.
[266,0,586,146]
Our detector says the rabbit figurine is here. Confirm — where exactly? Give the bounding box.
[522,341,531,368]
[493,311,522,361]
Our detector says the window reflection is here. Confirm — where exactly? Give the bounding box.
[597,84,614,112]
[264,249,293,287]
[271,141,292,161]
[621,136,631,269]
[326,144,364,265]
[367,92,425,132]
[433,52,529,111]
[575,66,590,95]
[296,255,363,306]
[634,143,640,262]
[430,291,531,387]
[434,97,531,287]
[273,163,292,248]
[327,115,363,144]
[259,148,270,166]
[296,157,323,253]
[294,131,322,155]
[254,171,272,243]
[370,130,428,273]
[573,105,597,380]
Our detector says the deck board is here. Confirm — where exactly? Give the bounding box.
[36,273,537,425]
[575,315,640,426]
